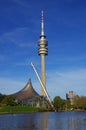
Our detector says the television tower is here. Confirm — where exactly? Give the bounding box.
[38,10,48,97]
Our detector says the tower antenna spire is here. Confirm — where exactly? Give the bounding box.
[41,9,45,36]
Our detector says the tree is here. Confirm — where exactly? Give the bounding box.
[74,96,86,110]
[53,96,65,111]
[2,95,16,106]
[0,93,6,103]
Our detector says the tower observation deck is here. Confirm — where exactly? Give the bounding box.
[38,10,48,97]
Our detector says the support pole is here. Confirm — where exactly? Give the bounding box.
[31,62,56,111]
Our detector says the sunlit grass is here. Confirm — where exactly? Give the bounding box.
[0,105,39,114]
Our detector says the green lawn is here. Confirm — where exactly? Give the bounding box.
[0,105,39,114]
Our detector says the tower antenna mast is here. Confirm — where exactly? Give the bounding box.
[38,10,48,96]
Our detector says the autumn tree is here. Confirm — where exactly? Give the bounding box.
[74,96,86,110]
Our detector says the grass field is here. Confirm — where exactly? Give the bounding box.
[0,105,39,114]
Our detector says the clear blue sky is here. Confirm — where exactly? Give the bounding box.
[0,0,86,99]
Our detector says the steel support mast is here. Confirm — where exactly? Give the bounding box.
[31,62,56,111]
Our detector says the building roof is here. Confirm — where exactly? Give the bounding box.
[13,79,40,101]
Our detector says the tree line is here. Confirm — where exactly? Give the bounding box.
[0,93,86,111]
[53,96,86,111]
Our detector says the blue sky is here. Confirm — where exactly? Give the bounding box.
[0,0,86,99]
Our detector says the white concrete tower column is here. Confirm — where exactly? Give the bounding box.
[38,10,48,97]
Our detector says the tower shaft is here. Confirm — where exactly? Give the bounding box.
[41,54,46,96]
